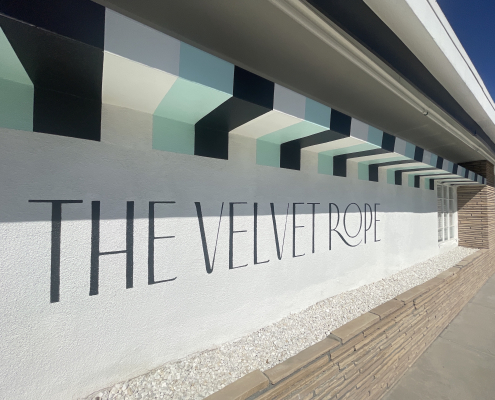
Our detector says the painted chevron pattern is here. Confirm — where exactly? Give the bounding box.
[0,0,486,187]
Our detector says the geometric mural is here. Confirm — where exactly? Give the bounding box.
[0,0,486,188]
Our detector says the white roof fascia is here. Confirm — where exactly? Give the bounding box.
[364,0,495,145]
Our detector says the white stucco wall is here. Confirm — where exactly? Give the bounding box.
[0,105,439,399]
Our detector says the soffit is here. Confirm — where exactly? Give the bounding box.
[93,0,487,163]
[365,0,495,144]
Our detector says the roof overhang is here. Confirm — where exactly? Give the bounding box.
[93,0,495,166]
[364,0,495,163]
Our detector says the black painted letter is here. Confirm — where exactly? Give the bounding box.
[374,203,381,242]
[90,201,134,296]
[29,200,83,303]
[343,203,362,247]
[230,202,248,269]
[148,202,178,285]
[364,203,373,244]
[293,203,305,258]
[195,202,224,274]
[307,202,320,253]
[329,203,358,249]
[254,203,269,265]
[270,203,289,260]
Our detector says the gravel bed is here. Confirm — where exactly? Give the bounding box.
[84,246,477,400]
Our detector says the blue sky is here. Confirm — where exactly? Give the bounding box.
[437,0,495,99]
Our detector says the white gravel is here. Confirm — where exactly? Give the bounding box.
[83,246,477,400]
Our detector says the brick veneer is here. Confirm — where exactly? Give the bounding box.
[457,185,495,249]
[206,249,495,400]
[459,160,494,187]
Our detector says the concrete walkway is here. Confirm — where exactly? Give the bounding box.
[383,274,495,400]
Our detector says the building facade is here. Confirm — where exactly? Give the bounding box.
[1,0,494,399]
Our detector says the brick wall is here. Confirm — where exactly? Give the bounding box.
[459,160,494,187]
[457,185,495,249]
[206,249,495,400]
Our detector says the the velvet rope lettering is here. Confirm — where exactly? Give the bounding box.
[29,200,381,303]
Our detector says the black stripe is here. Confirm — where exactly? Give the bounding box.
[436,157,444,169]
[413,147,424,162]
[280,130,345,170]
[0,14,103,141]
[452,164,458,174]
[394,168,436,185]
[334,149,388,177]
[381,132,396,152]
[429,179,434,190]
[195,66,274,160]
[330,109,352,136]
[414,175,420,188]
[368,159,417,182]
[0,0,105,48]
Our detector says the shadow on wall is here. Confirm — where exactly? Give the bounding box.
[0,125,437,225]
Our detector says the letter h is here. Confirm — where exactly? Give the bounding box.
[90,201,134,296]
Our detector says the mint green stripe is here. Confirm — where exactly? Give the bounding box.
[152,116,194,155]
[408,174,415,187]
[256,140,280,167]
[0,78,33,131]
[0,27,32,85]
[154,78,231,122]
[0,28,33,131]
[358,163,370,180]
[153,78,231,155]
[256,120,328,167]
[258,120,326,144]
[387,169,396,184]
[318,153,334,175]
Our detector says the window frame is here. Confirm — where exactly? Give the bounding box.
[436,182,458,247]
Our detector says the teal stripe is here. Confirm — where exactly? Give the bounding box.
[367,126,383,147]
[405,142,415,159]
[179,43,234,94]
[429,154,438,167]
[305,98,330,128]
